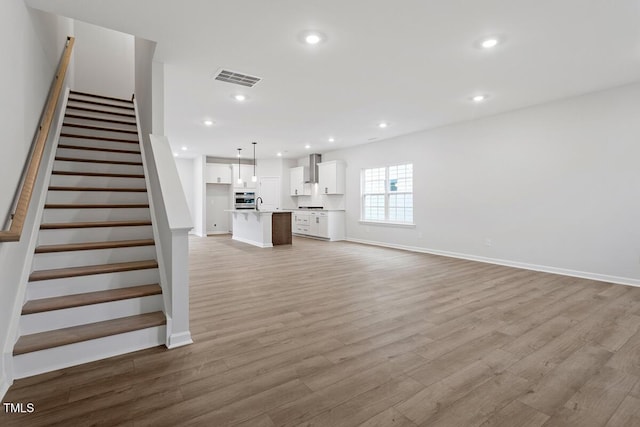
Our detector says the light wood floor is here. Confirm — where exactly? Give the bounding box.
[3,235,640,426]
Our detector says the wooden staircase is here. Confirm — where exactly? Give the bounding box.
[12,90,167,378]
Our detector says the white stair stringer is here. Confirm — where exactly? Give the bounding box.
[13,325,166,379]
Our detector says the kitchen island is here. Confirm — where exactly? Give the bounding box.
[227,210,291,248]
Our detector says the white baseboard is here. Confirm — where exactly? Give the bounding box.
[167,331,193,349]
[232,236,273,248]
[206,231,231,236]
[347,238,640,288]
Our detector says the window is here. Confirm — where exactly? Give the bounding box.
[361,163,413,224]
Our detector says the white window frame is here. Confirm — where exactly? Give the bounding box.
[360,163,414,226]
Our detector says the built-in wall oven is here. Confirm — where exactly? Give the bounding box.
[234,191,256,209]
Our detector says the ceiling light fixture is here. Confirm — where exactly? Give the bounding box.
[328,137,335,142]
[237,148,243,185]
[472,94,487,102]
[234,94,246,102]
[181,146,188,151]
[305,144,311,149]
[481,38,499,49]
[378,122,388,129]
[173,152,178,157]
[251,142,258,182]
[277,152,282,157]
[204,120,213,126]
[300,30,326,46]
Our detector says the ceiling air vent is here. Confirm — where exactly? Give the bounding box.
[213,69,261,87]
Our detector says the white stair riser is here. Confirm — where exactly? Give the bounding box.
[64,109,137,123]
[66,100,136,116]
[13,326,165,379]
[20,295,163,335]
[38,225,154,245]
[49,175,146,189]
[32,245,157,270]
[42,207,151,223]
[58,136,140,153]
[45,190,149,204]
[27,268,160,299]
[61,127,139,141]
[53,160,143,175]
[64,116,137,132]
[56,147,142,163]
[68,94,133,108]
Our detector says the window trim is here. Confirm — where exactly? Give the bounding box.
[360,163,413,225]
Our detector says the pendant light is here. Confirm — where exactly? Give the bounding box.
[251,142,258,182]
[236,148,243,185]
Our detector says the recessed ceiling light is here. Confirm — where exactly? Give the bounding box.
[328,137,335,142]
[300,30,326,46]
[181,146,188,151]
[204,120,213,126]
[277,152,282,157]
[481,38,499,49]
[305,144,311,149]
[305,34,321,44]
[378,122,388,129]
[234,94,246,102]
[173,152,178,157]
[472,95,487,103]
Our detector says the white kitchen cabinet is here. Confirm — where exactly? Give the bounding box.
[232,164,256,189]
[318,160,345,195]
[289,166,309,196]
[292,210,344,240]
[206,163,232,184]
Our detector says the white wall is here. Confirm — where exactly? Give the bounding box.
[192,156,206,236]
[325,82,640,285]
[0,1,73,398]
[73,21,134,99]
[174,158,195,225]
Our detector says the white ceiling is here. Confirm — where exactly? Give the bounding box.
[27,0,640,160]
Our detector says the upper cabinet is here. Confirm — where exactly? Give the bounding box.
[289,166,308,196]
[318,161,345,195]
[232,164,256,189]
[206,163,232,184]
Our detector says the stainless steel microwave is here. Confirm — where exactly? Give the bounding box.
[234,191,256,209]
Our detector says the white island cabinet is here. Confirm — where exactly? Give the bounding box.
[228,210,292,248]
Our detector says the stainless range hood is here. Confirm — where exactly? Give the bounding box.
[306,153,322,183]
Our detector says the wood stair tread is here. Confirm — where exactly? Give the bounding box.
[57,144,140,154]
[44,203,149,209]
[60,133,139,144]
[13,312,166,355]
[48,186,147,192]
[36,239,155,254]
[41,220,152,230]
[54,156,142,166]
[29,260,159,282]
[70,90,133,103]
[64,114,136,126]
[68,98,135,110]
[62,123,138,134]
[22,284,162,315]
[52,170,144,178]
[66,106,135,118]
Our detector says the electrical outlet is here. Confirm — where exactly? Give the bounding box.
[484,238,492,247]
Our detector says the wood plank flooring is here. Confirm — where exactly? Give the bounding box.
[2,235,640,426]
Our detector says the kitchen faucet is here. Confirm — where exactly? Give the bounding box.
[256,197,263,210]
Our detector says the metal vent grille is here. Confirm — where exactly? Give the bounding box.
[214,69,261,87]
